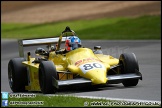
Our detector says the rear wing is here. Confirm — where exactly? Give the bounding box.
[18,37,68,57]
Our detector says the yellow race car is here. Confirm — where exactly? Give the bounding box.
[8,26,142,94]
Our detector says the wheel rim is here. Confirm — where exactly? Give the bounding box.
[8,65,13,88]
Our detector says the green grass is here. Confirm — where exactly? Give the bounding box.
[1,15,161,39]
[7,94,161,107]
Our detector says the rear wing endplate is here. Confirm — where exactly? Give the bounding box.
[18,37,68,57]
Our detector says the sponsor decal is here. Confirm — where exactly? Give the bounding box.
[75,58,101,66]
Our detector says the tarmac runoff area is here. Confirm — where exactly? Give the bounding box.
[1,39,161,103]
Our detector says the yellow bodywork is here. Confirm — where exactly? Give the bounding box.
[22,58,40,91]
[22,48,119,91]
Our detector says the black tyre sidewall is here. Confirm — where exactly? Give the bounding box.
[120,53,139,74]
[39,61,58,94]
[8,58,28,92]
[119,53,139,87]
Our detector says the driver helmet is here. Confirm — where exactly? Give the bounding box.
[65,36,81,51]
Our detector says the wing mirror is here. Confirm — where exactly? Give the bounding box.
[35,48,46,55]
[93,46,103,54]
[94,46,101,50]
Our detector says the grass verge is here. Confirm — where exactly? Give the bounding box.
[1,15,161,40]
[5,94,161,107]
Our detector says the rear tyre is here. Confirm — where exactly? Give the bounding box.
[8,58,28,92]
[39,61,58,94]
[119,53,139,87]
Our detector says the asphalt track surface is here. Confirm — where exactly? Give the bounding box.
[1,40,161,101]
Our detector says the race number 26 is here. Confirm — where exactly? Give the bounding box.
[79,62,104,74]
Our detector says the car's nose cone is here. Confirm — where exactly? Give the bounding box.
[85,69,108,84]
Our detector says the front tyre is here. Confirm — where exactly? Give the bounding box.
[119,53,139,87]
[8,58,28,92]
[39,61,58,94]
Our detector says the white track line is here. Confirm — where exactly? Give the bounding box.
[76,95,161,103]
[44,94,161,103]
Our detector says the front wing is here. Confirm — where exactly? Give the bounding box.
[52,70,142,89]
